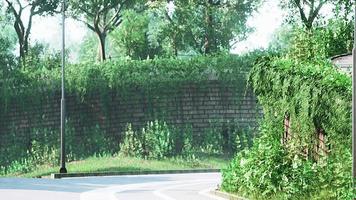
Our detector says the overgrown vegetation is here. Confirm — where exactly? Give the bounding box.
[0,54,256,109]
[0,0,354,197]
[0,119,253,176]
[6,154,228,178]
[0,53,261,176]
[0,123,116,175]
[119,120,254,160]
[222,57,352,199]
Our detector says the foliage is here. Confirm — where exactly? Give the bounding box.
[110,10,165,59]
[222,56,352,199]
[148,0,262,55]
[270,18,353,61]
[119,119,255,160]
[321,18,353,57]
[142,120,174,159]
[0,12,16,72]
[279,0,348,30]
[0,122,116,175]
[119,120,184,159]
[222,122,321,199]
[4,154,229,178]
[0,54,257,108]
[0,54,262,175]
[198,122,254,155]
[76,32,117,62]
[69,0,142,61]
[23,42,63,70]
[119,124,144,158]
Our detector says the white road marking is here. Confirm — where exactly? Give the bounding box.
[81,179,214,200]
[80,181,166,200]
[153,179,218,200]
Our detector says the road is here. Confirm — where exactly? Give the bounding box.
[0,173,225,200]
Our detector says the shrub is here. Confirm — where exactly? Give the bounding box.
[199,122,255,155]
[119,124,144,158]
[222,57,352,199]
[142,120,174,159]
[119,121,177,159]
[0,123,115,175]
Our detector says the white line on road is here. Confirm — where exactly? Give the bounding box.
[153,179,218,200]
[81,179,213,200]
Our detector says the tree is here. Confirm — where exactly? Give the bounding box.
[76,31,117,62]
[275,0,353,59]
[110,9,167,59]
[70,0,139,62]
[151,0,261,55]
[4,0,59,61]
[111,10,149,59]
[280,0,352,30]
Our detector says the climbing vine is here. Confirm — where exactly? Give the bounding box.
[0,54,259,111]
[222,57,352,199]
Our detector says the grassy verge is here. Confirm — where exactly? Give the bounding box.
[3,155,229,178]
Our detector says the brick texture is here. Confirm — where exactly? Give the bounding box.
[0,81,262,144]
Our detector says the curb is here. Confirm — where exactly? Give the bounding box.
[51,168,220,179]
[210,189,249,200]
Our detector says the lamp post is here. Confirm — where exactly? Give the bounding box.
[59,0,67,174]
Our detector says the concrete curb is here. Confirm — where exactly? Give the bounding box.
[51,168,220,179]
[210,189,249,200]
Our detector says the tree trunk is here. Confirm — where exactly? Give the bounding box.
[13,20,26,61]
[19,38,25,59]
[97,32,107,62]
[203,2,214,55]
[173,33,178,56]
[303,20,313,30]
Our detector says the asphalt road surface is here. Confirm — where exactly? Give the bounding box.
[0,173,225,200]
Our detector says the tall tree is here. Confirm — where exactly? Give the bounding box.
[151,0,261,55]
[111,10,152,59]
[70,0,139,62]
[4,0,59,61]
[280,0,351,30]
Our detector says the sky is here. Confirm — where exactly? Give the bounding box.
[28,1,285,59]
[231,1,285,54]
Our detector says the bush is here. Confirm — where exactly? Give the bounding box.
[119,124,143,158]
[119,119,256,160]
[142,120,174,159]
[222,57,352,199]
[119,121,179,159]
[199,122,255,155]
[0,123,115,176]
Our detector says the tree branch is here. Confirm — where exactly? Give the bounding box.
[75,17,96,32]
[293,0,309,26]
[104,4,123,32]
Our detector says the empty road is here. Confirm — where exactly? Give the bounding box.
[0,173,225,200]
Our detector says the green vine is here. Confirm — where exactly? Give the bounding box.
[222,57,352,199]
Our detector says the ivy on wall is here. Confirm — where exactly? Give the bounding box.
[0,54,260,112]
[0,53,264,175]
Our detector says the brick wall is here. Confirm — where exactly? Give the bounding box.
[0,81,261,144]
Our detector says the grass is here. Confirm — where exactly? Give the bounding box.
[4,154,229,178]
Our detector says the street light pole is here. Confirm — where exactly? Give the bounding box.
[59,0,67,174]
